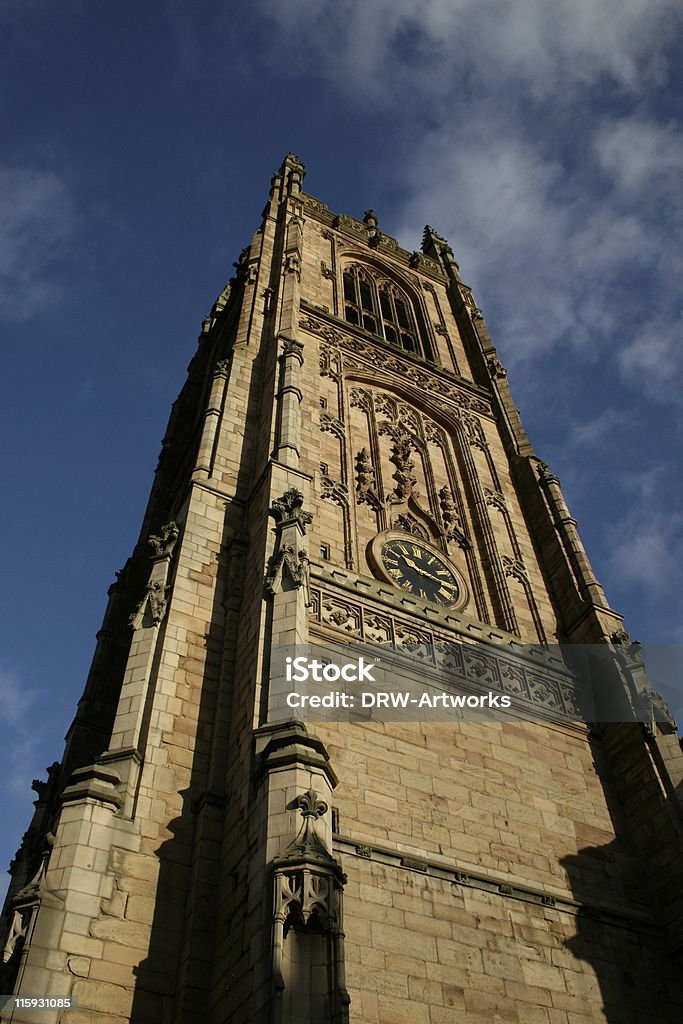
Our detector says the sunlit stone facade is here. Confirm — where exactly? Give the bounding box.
[2,155,683,1024]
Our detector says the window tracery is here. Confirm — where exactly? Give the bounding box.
[342,264,424,356]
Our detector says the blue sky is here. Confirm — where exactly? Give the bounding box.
[1,1,682,900]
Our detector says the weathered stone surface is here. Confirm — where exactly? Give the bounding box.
[2,154,683,1024]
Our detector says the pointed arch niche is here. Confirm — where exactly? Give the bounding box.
[346,381,490,623]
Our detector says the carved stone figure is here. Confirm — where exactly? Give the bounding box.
[148,521,180,558]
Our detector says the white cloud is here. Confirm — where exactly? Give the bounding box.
[255,0,682,101]
[617,311,683,404]
[605,467,683,598]
[0,664,50,800]
[609,512,682,597]
[392,120,673,368]
[0,663,34,723]
[0,165,78,319]
[252,1,682,398]
[567,408,635,448]
[595,116,683,194]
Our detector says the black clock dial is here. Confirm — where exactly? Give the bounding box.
[380,539,461,606]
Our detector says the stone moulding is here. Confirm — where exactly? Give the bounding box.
[333,836,659,934]
[302,306,494,417]
[308,574,583,722]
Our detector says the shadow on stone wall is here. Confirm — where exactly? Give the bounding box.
[560,735,683,1024]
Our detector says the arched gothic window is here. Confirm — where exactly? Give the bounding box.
[342,265,423,355]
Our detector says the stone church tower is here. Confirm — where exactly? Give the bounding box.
[2,154,683,1024]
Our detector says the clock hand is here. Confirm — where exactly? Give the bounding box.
[400,555,452,586]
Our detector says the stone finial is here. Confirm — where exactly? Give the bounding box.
[281,151,305,174]
[280,789,332,864]
[422,224,454,257]
[279,152,306,193]
[269,488,313,532]
[363,209,381,247]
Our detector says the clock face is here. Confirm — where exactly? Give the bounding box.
[380,538,461,607]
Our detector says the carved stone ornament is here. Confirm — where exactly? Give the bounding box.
[2,909,27,965]
[284,251,301,278]
[332,213,366,239]
[422,225,450,256]
[409,250,443,276]
[355,448,382,510]
[309,584,582,719]
[286,151,305,171]
[320,412,345,439]
[283,790,329,854]
[393,513,428,541]
[269,488,313,533]
[265,545,312,606]
[389,433,418,502]
[484,487,506,513]
[279,336,304,362]
[638,687,677,734]
[148,521,180,558]
[130,579,169,628]
[502,555,530,584]
[439,485,469,547]
[232,247,259,286]
[30,761,60,807]
[4,829,56,977]
[487,355,507,379]
[308,323,492,417]
[321,475,349,507]
[271,789,349,1022]
[319,343,344,380]
[537,461,560,486]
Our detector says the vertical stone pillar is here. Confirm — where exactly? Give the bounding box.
[537,461,609,609]
[270,790,349,1024]
[194,358,230,478]
[274,338,304,468]
[265,487,313,723]
[105,521,180,811]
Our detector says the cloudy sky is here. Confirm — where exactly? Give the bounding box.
[1,1,682,898]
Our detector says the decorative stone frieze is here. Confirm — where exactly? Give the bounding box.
[308,580,582,720]
[306,317,493,416]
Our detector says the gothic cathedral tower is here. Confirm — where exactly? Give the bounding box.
[3,154,683,1024]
